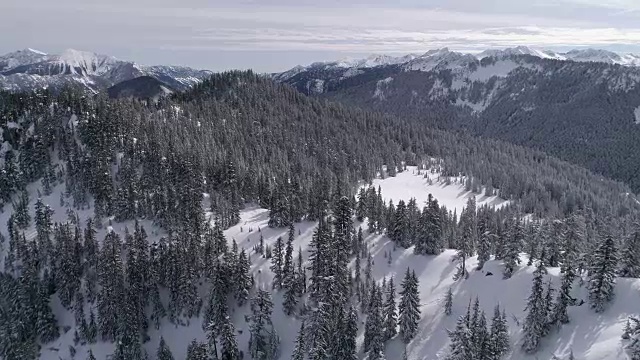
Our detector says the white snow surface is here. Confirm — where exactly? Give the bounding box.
[0,165,637,360]
[370,167,509,214]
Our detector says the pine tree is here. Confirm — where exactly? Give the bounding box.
[446,314,473,360]
[295,247,306,296]
[235,249,253,306]
[522,261,548,353]
[283,224,295,290]
[399,268,421,344]
[619,227,640,278]
[588,236,618,313]
[204,261,230,339]
[444,287,453,316]
[364,283,385,358]
[186,340,209,360]
[218,317,240,360]
[489,306,510,360]
[550,216,582,326]
[157,337,175,360]
[270,236,284,289]
[87,349,97,360]
[542,280,555,336]
[97,230,125,341]
[292,321,306,360]
[383,277,398,340]
[503,216,523,279]
[340,307,359,360]
[248,290,279,360]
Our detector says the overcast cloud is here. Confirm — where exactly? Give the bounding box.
[2,0,640,72]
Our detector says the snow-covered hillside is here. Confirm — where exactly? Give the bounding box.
[1,166,637,360]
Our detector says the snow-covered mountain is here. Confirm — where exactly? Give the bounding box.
[0,48,212,94]
[277,46,640,84]
[275,47,640,193]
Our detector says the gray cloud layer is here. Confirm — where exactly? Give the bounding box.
[2,0,640,72]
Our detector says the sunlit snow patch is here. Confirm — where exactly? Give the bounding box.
[369,166,509,214]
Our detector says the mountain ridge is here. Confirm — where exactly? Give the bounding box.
[0,48,212,94]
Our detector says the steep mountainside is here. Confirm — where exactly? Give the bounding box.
[276,48,640,192]
[0,48,212,94]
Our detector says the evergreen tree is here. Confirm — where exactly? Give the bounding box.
[521,261,548,353]
[364,283,384,358]
[270,236,284,289]
[186,340,209,360]
[87,349,97,360]
[97,230,125,341]
[444,287,453,316]
[217,317,240,360]
[248,290,279,360]
[588,236,618,313]
[235,249,253,306]
[619,226,640,278]
[157,337,175,360]
[551,216,583,326]
[383,277,398,340]
[446,314,473,360]
[398,268,421,344]
[503,216,523,279]
[291,321,306,360]
[283,224,295,290]
[489,306,510,360]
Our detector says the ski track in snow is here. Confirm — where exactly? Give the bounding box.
[0,167,637,360]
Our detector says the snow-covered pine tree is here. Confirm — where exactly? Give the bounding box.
[619,226,640,278]
[295,247,306,296]
[248,289,279,360]
[340,307,359,360]
[234,249,253,306]
[542,280,555,336]
[503,216,523,279]
[270,236,284,289]
[399,268,421,344]
[292,321,306,360]
[186,339,209,360]
[217,316,240,360]
[364,283,385,358]
[97,230,125,341]
[521,261,548,353]
[588,235,618,313]
[444,287,454,316]
[550,215,583,326]
[283,223,295,288]
[383,276,398,340]
[157,336,175,360]
[356,187,367,222]
[489,305,510,359]
[477,211,494,270]
[87,349,97,360]
[446,313,473,360]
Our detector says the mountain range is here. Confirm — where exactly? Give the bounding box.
[275,46,640,193]
[0,48,212,95]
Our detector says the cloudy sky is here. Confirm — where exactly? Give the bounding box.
[2,0,640,72]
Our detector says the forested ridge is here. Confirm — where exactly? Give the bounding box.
[0,71,639,359]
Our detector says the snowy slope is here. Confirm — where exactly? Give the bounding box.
[1,167,637,360]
